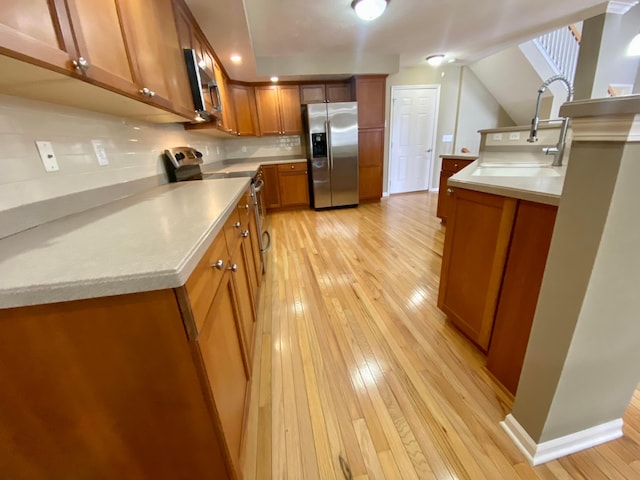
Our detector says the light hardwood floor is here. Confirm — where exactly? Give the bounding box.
[243,192,640,480]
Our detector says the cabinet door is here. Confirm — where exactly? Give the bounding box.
[231,84,258,136]
[118,0,173,109]
[436,171,454,220]
[358,128,384,201]
[261,165,281,209]
[0,0,77,72]
[278,85,302,135]
[215,63,236,134]
[66,0,138,95]
[300,84,326,104]
[198,271,248,479]
[487,202,557,394]
[255,86,281,135]
[233,241,257,362]
[279,172,309,207]
[354,76,386,128]
[248,208,263,284]
[438,188,517,351]
[326,83,352,102]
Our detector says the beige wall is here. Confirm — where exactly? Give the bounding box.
[513,140,640,442]
[384,66,513,193]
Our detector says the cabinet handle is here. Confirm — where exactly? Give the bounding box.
[228,264,238,272]
[72,57,90,72]
[241,230,250,238]
[244,204,250,210]
[139,87,156,98]
[212,259,225,270]
[291,165,295,169]
[454,163,458,168]
[447,188,454,195]
[234,221,241,228]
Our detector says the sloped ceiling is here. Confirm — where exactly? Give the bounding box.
[186,0,619,82]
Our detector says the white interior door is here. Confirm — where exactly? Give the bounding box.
[389,86,439,194]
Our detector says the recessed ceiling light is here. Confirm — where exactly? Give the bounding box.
[351,0,389,21]
[270,76,279,83]
[426,54,445,66]
[447,58,456,63]
[230,54,242,64]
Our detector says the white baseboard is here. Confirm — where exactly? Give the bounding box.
[501,414,624,466]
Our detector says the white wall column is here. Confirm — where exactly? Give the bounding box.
[502,96,640,465]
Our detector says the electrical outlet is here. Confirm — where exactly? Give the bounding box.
[35,141,59,172]
[509,132,521,141]
[241,146,247,153]
[216,146,220,155]
[493,133,503,141]
[91,140,109,166]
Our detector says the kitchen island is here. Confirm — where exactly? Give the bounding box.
[0,178,260,479]
[438,125,566,395]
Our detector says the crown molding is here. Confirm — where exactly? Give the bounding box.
[606,0,639,14]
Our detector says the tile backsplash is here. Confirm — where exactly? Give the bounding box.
[0,94,226,237]
[224,135,303,159]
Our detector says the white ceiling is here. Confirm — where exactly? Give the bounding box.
[186,0,615,82]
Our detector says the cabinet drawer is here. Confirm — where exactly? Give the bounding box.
[442,158,473,173]
[278,162,307,173]
[237,189,253,228]
[186,231,230,332]
[224,209,243,256]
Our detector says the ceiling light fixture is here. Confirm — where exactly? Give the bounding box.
[629,33,640,56]
[270,76,279,83]
[426,54,445,66]
[351,0,389,21]
[447,58,456,63]
[230,54,242,64]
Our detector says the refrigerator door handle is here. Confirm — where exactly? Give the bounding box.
[326,120,333,171]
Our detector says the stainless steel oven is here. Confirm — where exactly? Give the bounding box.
[251,170,270,273]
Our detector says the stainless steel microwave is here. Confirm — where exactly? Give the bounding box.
[183,49,222,120]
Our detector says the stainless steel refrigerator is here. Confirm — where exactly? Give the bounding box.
[303,102,359,209]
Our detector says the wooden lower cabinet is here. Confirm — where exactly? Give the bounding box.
[0,204,264,479]
[262,163,310,211]
[358,128,384,202]
[438,187,559,394]
[198,269,249,478]
[278,162,309,207]
[486,201,558,395]
[438,188,517,351]
[436,157,475,221]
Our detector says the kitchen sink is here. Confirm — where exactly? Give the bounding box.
[471,166,562,177]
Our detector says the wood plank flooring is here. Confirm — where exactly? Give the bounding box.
[243,192,640,480]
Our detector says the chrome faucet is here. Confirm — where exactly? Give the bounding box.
[527,75,574,167]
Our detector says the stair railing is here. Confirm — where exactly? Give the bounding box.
[534,25,581,83]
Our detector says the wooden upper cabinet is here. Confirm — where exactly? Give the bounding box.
[353,76,386,128]
[231,84,259,136]
[66,0,138,95]
[214,63,236,134]
[300,83,352,104]
[278,85,302,135]
[0,0,77,72]
[255,86,282,135]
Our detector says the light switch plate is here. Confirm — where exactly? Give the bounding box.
[91,140,109,166]
[35,141,59,172]
[509,132,521,140]
[442,134,453,143]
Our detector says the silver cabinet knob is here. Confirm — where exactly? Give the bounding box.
[291,165,295,169]
[234,221,241,228]
[454,163,458,168]
[241,230,249,238]
[72,57,90,72]
[228,264,238,272]
[212,259,224,270]
[139,87,156,97]
[447,188,454,195]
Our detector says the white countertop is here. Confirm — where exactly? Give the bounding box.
[203,157,306,176]
[0,178,250,309]
[448,160,565,206]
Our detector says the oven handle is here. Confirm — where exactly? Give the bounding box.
[253,178,265,192]
[261,231,271,253]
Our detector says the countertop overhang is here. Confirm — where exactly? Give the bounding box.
[0,178,251,309]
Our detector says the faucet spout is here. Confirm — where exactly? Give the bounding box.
[527,75,574,166]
